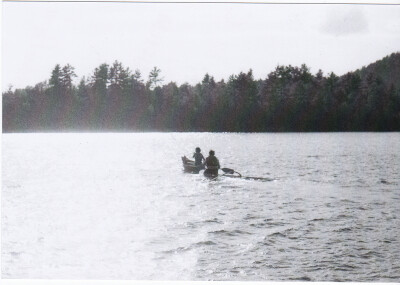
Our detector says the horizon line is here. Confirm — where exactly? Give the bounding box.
[3,0,400,5]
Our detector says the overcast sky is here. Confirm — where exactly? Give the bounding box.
[2,1,400,90]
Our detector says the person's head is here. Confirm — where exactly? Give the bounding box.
[195,147,201,153]
[209,150,215,156]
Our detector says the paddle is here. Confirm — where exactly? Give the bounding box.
[221,167,242,177]
[221,168,273,181]
[221,167,235,174]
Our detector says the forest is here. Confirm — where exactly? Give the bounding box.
[3,52,400,132]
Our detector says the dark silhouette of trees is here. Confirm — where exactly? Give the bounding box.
[3,53,400,132]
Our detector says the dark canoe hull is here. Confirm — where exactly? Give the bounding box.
[203,168,218,178]
[204,172,242,179]
[203,168,242,179]
[182,156,205,174]
[184,164,205,174]
[182,156,243,179]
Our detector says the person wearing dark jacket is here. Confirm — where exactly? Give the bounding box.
[193,147,205,166]
[204,150,220,177]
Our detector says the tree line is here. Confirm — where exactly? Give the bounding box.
[3,52,400,132]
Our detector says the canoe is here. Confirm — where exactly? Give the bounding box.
[183,156,243,179]
[182,156,256,180]
[203,169,242,179]
[181,156,205,174]
[203,168,218,178]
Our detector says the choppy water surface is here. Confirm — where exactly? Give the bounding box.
[2,133,400,281]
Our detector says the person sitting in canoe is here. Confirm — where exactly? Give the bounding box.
[193,147,205,166]
[204,150,220,177]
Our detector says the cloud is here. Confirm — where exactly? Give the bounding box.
[321,7,369,36]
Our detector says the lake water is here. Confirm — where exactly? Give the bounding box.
[2,132,400,281]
